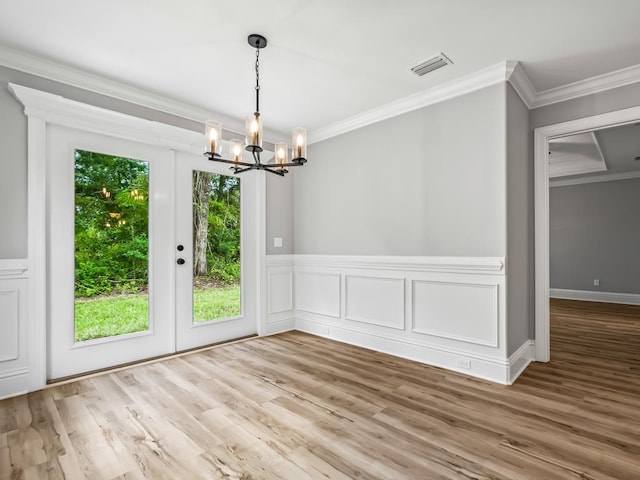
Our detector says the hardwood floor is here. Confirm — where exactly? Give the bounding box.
[2,299,640,479]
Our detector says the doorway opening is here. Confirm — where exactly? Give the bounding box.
[534,105,640,361]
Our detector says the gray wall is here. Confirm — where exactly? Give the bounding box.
[506,84,533,354]
[294,84,507,256]
[0,65,287,258]
[266,171,294,255]
[550,178,640,294]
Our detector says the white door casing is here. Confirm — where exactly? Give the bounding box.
[533,105,640,362]
[9,83,267,390]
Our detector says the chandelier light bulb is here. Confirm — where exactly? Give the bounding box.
[230,139,243,163]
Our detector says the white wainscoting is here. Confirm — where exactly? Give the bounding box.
[0,259,30,399]
[345,275,405,330]
[264,257,295,335]
[266,255,529,385]
[412,280,498,347]
[295,272,341,318]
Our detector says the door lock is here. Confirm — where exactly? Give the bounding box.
[177,245,184,251]
[177,258,185,265]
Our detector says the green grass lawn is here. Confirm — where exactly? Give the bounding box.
[74,285,241,342]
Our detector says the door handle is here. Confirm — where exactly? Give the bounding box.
[177,258,186,265]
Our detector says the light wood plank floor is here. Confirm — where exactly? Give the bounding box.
[2,299,640,479]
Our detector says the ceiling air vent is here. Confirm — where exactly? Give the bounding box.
[411,53,452,77]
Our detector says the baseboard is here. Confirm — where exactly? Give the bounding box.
[507,340,535,384]
[295,318,513,385]
[262,317,296,336]
[550,288,640,305]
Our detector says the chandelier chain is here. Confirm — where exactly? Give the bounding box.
[255,48,260,113]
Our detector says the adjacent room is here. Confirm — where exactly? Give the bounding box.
[1,1,640,478]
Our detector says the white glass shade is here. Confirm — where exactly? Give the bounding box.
[245,113,262,148]
[292,127,307,159]
[205,120,222,156]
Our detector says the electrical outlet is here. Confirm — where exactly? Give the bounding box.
[594,279,600,287]
[273,237,283,248]
[456,358,471,369]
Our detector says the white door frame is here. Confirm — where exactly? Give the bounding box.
[9,83,267,390]
[534,105,640,362]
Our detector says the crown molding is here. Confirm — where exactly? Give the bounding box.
[549,169,640,187]
[3,44,640,143]
[0,44,286,139]
[309,61,514,144]
[309,61,640,143]
[506,61,537,108]
[532,63,640,108]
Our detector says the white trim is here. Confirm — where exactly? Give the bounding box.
[550,289,640,306]
[534,105,640,363]
[309,61,515,144]
[296,318,513,385]
[255,171,269,336]
[533,64,640,109]
[410,280,499,347]
[292,254,504,274]
[507,340,535,384]
[27,114,48,392]
[265,254,296,267]
[344,275,406,330]
[507,62,537,108]
[550,169,640,187]
[0,260,28,277]
[9,83,205,154]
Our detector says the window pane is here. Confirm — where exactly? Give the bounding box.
[74,150,150,341]
[192,171,241,323]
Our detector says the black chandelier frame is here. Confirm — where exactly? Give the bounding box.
[204,34,307,177]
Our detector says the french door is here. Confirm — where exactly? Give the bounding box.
[47,126,258,380]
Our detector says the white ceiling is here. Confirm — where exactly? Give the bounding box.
[549,133,606,178]
[1,0,640,136]
[550,123,640,185]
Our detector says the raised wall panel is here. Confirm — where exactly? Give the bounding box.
[0,290,19,361]
[295,272,341,318]
[268,271,293,314]
[345,276,405,330]
[0,263,29,399]
[412,280,498,347]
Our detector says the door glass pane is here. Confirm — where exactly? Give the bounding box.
[74,150,150,341]
[192,171,241,323]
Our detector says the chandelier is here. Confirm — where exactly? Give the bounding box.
[204,34,308,176]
